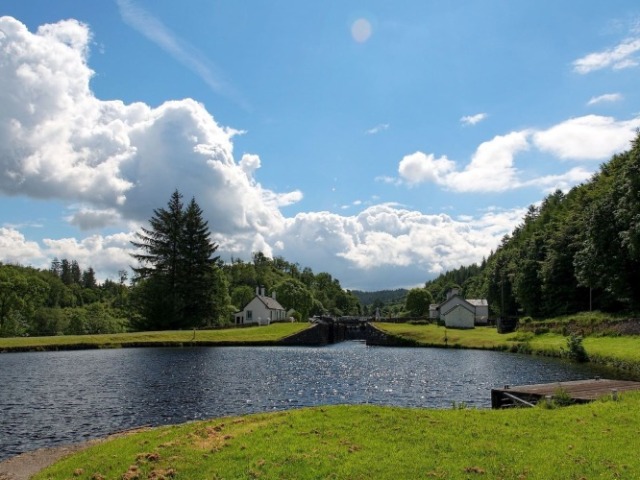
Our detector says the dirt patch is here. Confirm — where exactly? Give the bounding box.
[0,427,150,480]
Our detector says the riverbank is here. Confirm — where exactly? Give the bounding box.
[375,322,640,376]
[28,394,640,479]
[0,323,310,353]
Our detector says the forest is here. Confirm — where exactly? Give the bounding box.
[0,252,363,337]
[0,192,362,337]
[425,132,640,319]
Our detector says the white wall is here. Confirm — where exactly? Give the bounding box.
[443,305,474,329]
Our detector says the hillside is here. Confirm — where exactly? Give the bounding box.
[424,132,640,319]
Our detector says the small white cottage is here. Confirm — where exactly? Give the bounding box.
[431,289,489,329]
[234,287,287,326]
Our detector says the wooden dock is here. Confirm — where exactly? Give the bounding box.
[491,378,640,409]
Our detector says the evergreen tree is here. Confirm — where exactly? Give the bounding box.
[130,190,227,329]
[179,198,220,327]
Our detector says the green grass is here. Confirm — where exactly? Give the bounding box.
[375,322,640,374]
[0,323,310,352]
[35,394,640,479]
[375,322,524,350]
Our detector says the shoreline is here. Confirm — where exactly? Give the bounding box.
[0,427,150,480]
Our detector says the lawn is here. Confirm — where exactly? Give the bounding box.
[0,323,310,352]
[35,394,640,479]
[375,322,640,374]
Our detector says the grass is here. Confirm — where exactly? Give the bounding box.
[375,322,640,374]
[35,393,640,479]
[0,323,310,352]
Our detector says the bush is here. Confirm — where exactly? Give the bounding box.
[564,334,589,362]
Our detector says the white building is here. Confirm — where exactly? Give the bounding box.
[430,289,489,329]
[234,287,287,325]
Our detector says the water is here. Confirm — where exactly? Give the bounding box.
[0,342,622,460]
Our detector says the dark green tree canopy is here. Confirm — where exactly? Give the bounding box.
[130,190,226,329]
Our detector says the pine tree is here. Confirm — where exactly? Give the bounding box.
[179,198,220,327]
[130,190,226,329]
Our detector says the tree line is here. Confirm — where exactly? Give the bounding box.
[424,132,640,319]
[1,190,363,336]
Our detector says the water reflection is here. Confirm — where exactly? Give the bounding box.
[0,342,623,460]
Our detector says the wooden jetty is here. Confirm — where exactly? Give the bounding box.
[491,378,640,409]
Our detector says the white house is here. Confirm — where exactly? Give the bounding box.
[431,289,489,329]
[234,287,287,326]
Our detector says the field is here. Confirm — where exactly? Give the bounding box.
[35,394,640,479]
[0,323,310,352]
[375,322,640,374]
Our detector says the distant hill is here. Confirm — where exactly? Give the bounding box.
[350,289,408,306]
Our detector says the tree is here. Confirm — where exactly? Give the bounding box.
[130,190,228,329]
[275,278,313,320]
[179,198,221,326]
[405,288,433,317]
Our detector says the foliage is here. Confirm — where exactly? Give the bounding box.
[423,132,640,319]
[350,288,408,306]
[0,262,128,337]
[404,287,433,316]
[35,396,640,480]
[564,334,589,362]
[130,190,226,329]
[223,256,362,318]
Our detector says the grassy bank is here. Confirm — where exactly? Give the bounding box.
[375,322,640,374]
[0,323,310,352]
[36,394,640,479]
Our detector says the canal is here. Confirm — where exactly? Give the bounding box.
[0,342,623,460]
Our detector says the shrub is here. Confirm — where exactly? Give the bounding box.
[564,334,589,362]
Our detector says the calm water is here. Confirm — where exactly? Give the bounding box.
[0,342,623,460]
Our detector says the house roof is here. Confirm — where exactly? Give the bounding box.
[441,302,475,317]
[467,299,488,307]
[257,295,285,311]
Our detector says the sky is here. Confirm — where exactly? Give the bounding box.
[1,1,640,291]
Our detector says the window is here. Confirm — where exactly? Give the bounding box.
[247,310,253,320]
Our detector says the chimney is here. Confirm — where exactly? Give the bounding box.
[256,286,259,296]
[272,291,277,300]
[261,286,266,297]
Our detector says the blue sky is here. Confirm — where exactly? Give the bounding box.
[1,1,639,290]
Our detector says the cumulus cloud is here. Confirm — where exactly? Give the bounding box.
[398,132,529,192]
[398,152,456,185]
[587,93,623,106]
[0,227,44,265]
[0,16,298,239]
[394,114,639,193]
[460,113,488,126]
[573,37,640,73]
[270,205,525,289]
[533,115,640,160]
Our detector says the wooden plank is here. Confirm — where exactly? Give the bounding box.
[491,379,640,408]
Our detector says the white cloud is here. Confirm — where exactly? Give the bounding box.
[0,16,298,239]
[398,152,456,185]
[0,227,44,265]
[533,115,640,160]
[397,132,529,193]
[587,93,623,106]
[523,167,593,193]
[263,204,524,289]
[460,113,488,126]
[365,123,390,135]
[393,114,639,193]
[445,132,529,192]
[573,37,640,73]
